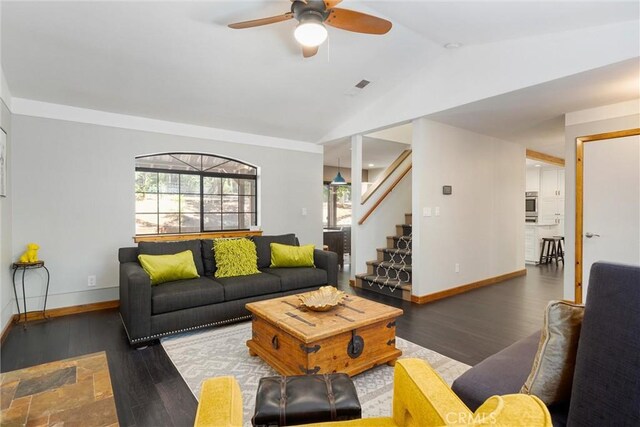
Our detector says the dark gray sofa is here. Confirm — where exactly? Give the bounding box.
[119,234,338,345]
[452,262,640,426]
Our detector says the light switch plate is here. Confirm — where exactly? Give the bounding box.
[423,207,432,217]
[435,207,440,216]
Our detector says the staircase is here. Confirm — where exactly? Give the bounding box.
[353,213,412,301]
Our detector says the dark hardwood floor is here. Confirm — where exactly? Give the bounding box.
[1,264,563,426]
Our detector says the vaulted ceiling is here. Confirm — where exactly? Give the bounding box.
[2,1,638,143]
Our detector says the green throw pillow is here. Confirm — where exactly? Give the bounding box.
[214,238,260,278]
[270,243,315,268]
[138,250,200,285]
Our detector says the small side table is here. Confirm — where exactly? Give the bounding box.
[12,261,50,325]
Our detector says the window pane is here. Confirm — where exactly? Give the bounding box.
[201,156,228,171]
[180,174,200,194]
[180,214,200,232]
[204,214,222,231]
[240,213,255,228]
[222,196,238,212]
[180,194,200,213]
[207,160,256,175]
[158,213,180,234]
[223,213,239,229]
[203,177,222,194]
[158,173,180,193]
[136,172,157,193]
[336,185,352,226]
[222,178,238,195]
[135,193,158,213]
[136,214,158,234]
[242,196,254,213]
[323,185,329,227]
[171,153,201,171]
[159,194,179,212]
[136,154,195,172]
[239,179,255,195]
[203,195,222,212]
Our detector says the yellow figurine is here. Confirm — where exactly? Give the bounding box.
[19,243,40,263]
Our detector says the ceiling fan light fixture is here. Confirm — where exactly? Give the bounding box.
[294,14,328,47]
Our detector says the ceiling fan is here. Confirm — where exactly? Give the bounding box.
[228,0,392,58]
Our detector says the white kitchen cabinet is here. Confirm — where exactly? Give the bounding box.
[541,168,564,197]
[526,168,541,192]
[539,167,565,234]
[525,223,560,264]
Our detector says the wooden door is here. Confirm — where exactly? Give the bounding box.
[575,129,640,303]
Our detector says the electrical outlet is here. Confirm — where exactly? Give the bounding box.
[88,275,96,287]
[455,263,460,273]
[301,207,307,216]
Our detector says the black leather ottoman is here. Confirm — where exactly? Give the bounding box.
[252,373,362,426]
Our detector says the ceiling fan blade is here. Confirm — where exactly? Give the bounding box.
[326,8,392,35]
[302,45,318,58]
[323,0,343,7]
[228,12,293,29]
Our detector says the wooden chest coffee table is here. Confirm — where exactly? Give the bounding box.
[246,292,403,377]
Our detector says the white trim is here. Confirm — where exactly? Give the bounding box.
[11,98,323,154]
[0,66,11,111]
[565,99,640,126]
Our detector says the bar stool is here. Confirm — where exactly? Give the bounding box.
[553,236,565,264]
[540,237,562,264]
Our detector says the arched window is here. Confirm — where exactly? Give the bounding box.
[135,153,257,235]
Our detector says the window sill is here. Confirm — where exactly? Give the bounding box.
[133,230,263,243]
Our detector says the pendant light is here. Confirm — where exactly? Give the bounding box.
[331,158,347,185]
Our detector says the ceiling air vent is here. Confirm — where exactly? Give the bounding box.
[355,79,371,89]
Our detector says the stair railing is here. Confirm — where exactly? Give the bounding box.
[358,160,412,225]
[361,149,412,204]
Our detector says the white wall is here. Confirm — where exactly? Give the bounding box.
[0,97,13,333]
[411,119,525,296]
[563,100,640,301]
[351,165,412,277]
[322,21,639,143]
[10,114,323,312]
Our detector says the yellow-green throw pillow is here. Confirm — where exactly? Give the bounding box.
[270,243,315,268]
[214,238,260,278]
[138,250,200,285]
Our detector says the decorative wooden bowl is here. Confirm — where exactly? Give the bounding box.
[299,286,346,312]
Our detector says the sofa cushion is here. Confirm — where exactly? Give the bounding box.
[151,277,224,315]
[260,268,327,292]
[452,331,540,411]
[216,273,281,301]
[270,243,315,268]
[567,262,640,426]
[214,238,260,278]
[139,240,204,276]
[138,250,200,285]
[520,301,584,405]
[201,239,216,276]
[253,234,297,269]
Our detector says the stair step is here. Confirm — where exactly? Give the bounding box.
[356,275,412,290]
[395,224,412,237]
[387,235,412,250]
[366,261,412,282]
[377,248,412,264]
[353,275,412,301]
[366,261,412,272]
[405,213,412,225]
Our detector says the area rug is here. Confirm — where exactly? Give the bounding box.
[0,352,118,427]
[161,322,470,425]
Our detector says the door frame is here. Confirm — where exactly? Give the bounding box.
[575,128,640,303]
